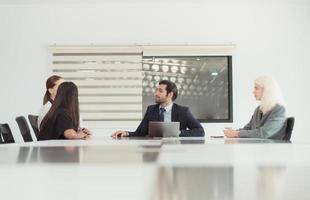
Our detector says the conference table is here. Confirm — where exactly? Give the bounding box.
[1,136,310,200]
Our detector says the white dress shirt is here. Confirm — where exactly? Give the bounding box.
[159,103,173,122]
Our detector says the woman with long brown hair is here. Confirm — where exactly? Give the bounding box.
[38,82,91,140]
[38,75,64,128]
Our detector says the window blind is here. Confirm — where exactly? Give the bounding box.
[49,46,143,128]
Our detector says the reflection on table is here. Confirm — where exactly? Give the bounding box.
[1,136,310,200]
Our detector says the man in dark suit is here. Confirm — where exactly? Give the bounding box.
[111,80,205,137]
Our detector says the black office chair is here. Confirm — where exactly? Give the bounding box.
[15,116,33,142]
[28,114,39,139]
[0,131,3,143]
[282,117,295,141]
[0,123,15,143]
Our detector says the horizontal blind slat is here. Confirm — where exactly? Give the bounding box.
[81,112,142,119]
[79,96,142,103]
[79,88,141,95]
[73,80,142,87]
[51,64,141,70]
[82,121,141,128]
[54,71,142,78]
[49,46,142,53]
[80,104,142,111]
[52,55,141,62]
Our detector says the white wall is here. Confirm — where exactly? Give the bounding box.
[0,0,309,142]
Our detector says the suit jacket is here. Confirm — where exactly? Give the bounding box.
[129,103,205,137]
[238,104,286,139]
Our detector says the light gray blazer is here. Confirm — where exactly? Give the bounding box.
[238,104,286,139]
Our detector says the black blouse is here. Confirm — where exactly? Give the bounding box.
[38,109,76,141]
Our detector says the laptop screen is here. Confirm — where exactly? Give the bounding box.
[148,121,180,137]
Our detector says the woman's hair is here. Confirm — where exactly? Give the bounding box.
[40,82,80,131]
[255,76,285,113]
[43,75,63,105]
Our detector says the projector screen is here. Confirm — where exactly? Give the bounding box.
[142,56,232,122]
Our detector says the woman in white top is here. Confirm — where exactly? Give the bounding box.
[38,75,64,129]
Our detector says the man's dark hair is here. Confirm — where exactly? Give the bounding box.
[159,80,178,101]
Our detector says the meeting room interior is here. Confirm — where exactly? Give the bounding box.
[1,0,310,200]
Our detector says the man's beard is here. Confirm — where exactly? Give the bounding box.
[155,96,163,104]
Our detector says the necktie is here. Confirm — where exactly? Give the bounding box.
[159,108,166,122]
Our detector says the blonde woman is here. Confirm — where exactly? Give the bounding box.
[224,76,286,139]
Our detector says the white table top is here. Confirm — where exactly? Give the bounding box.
[1,136,309,200]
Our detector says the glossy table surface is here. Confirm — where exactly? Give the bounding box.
[1,136,309,200]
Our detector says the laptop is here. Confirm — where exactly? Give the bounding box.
[148,121,180,137]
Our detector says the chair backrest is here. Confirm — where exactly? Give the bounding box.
[0,134,2,143]
[28,114,39,139]
[283,117,295,141]
[0,123,15,143]
[15,116,33,142]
